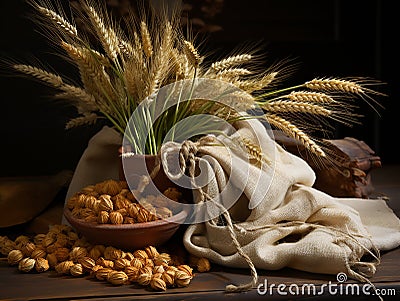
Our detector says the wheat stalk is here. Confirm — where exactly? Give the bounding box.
[255,72,278,90]
[65,113,98,129]
[124,60,142,100]
[266,113,326,157]
[85,5,120,61]
[13,64,63,87]
[59,84,97,108]
[140,21,153,58]
[183,40,201,68]
[37,6,78,37]
[61,42,113,96]
[232,72,278,93]
[215,68,252,80]
[209,54,252,72]
[305,78,363,94]
[119,39,134,57]
[287,91,335,103]
[170,48,184,80]
[147,57,163,97]
[263,100,331,116]
[239,137,268,164]
[149,21,175,89]
[70,45,110,66]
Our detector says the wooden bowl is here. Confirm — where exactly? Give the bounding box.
[63,208,188,250]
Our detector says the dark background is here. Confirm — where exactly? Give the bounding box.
[0,0,398,177]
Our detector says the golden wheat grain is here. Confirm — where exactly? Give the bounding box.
[170,48,184,80]
[263,100,331,116]
[287,91,335,103]
[131,31,144,61]
[61,42,115,101]
[13,64,63,87]
[240,137,268,163]
[71,45,110,66]
[209,54,252,72]
[180,53,195,78]
[183,40,201,68]
[257,72,278,89]
[119,39,134,56]
[85,5,119,60]
[305,78,363,94]
[37,6,77,37]
[266,113,325,157]
[161,21,174,53]
[123,62,140,99]
[150,21,176,86]
[232,79,256,92]
[232,72,278,93]
[65,113,98,129]
[59,84,97,108]
[216,68,252,79]
[140,21,153,58]
[61,42,100,76]
[147,59,163,96]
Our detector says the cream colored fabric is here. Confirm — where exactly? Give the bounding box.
[178,119,400,279]
[62,126,122,224]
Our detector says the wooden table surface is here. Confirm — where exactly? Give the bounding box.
[1,165,399,300]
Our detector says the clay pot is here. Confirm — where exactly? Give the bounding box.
[119,149,193,210]
[119,152,175,194]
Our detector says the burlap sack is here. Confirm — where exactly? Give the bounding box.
[160,119,400,291]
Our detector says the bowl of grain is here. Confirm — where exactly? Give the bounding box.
[63,179,188,250]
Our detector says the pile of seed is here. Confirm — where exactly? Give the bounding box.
[0,224,210,290]
[66,179,183,224]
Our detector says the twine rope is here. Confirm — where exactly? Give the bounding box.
[135,139,258,292]
[175,140,259,292]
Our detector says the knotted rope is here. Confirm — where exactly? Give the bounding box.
[134,138,258,292]
[167,139,258,292]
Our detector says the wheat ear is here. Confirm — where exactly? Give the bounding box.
[305,78,363,94]
[61,42,114,99]
[140,21,153,58]
[233,72,278,93]
[61,42,105,81]
[85,5,119,60]
[119,39,134,56]
[210,54,252,72]
[13,64,63,87]
[59,84,97,108]
[170,48,184,79]
[263,100,331,116]
[287,91,335,103]
[65,113,98,129]
[215,68,252,79]
[239,137,269,164]
[37,6,78,37]
[183,40,201,68]
[266,113,325,157]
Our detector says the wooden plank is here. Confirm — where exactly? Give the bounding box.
[1,247,399,300]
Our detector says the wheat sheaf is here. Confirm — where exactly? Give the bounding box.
[11,0,384,161]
